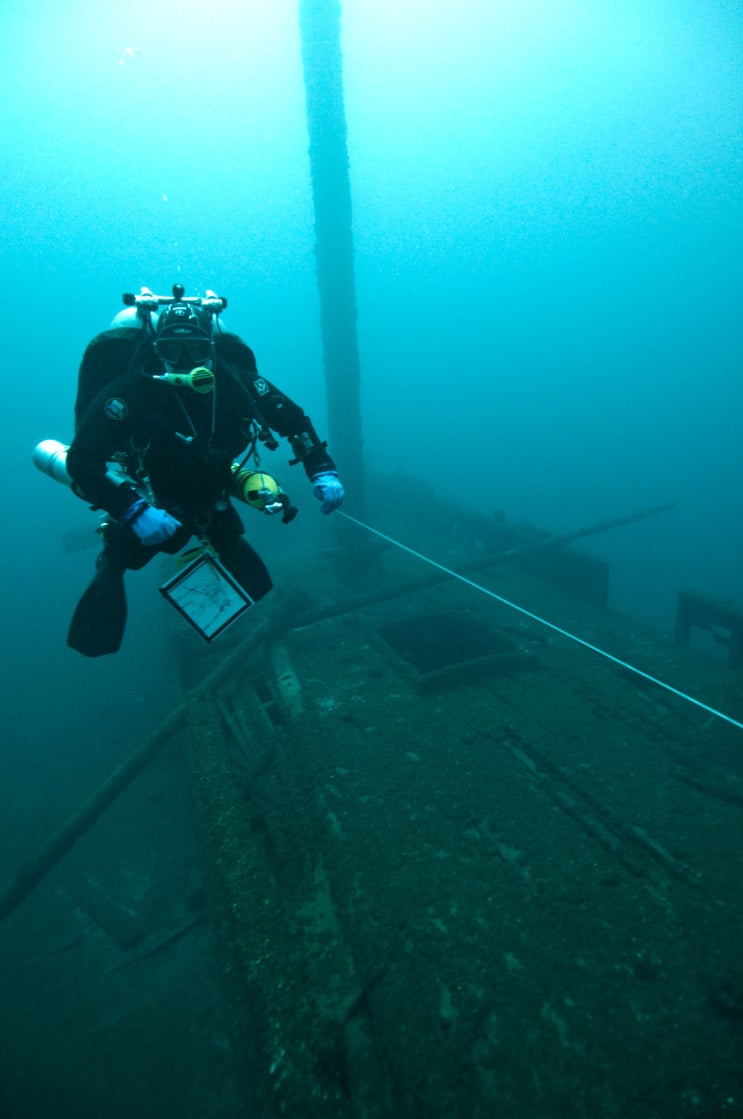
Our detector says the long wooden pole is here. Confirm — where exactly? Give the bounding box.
[299,0,367,516]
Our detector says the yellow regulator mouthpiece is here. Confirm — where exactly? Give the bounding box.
[160,366,215,393]
[188,366,215,393]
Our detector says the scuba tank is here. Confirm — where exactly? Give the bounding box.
[33,439,73,485]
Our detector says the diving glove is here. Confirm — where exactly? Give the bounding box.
[121,499,182,545]
[311,471,344,514]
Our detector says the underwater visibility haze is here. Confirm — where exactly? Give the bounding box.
[4,0,742,635]
[1,0,742,1115]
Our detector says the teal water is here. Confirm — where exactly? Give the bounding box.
[2,2,742,1114]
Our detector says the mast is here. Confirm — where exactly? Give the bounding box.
[299,0,367,517]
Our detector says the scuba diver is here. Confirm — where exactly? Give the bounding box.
[63,284,344,657]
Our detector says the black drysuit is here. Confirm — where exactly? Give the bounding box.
[66,328,336,655]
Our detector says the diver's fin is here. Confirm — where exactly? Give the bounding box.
[67,558,127,657]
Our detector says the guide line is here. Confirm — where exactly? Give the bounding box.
[339,512,743,732]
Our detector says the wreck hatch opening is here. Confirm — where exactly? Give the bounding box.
[376,612,521,688]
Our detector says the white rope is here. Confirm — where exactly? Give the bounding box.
[339,512,743,732]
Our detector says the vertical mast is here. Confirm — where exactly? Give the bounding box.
[299,0,367,516]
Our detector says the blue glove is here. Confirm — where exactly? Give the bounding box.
[121,499,182,545]
[311,472,344,515]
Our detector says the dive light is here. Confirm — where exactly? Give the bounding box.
[231,465,297,523]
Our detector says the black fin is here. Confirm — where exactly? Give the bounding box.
[68,557,127,657]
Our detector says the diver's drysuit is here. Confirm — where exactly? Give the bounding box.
[65,328,336,656]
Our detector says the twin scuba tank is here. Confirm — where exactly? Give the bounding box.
[33,439,297,523]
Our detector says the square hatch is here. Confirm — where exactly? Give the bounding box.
[376,611,522,690]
